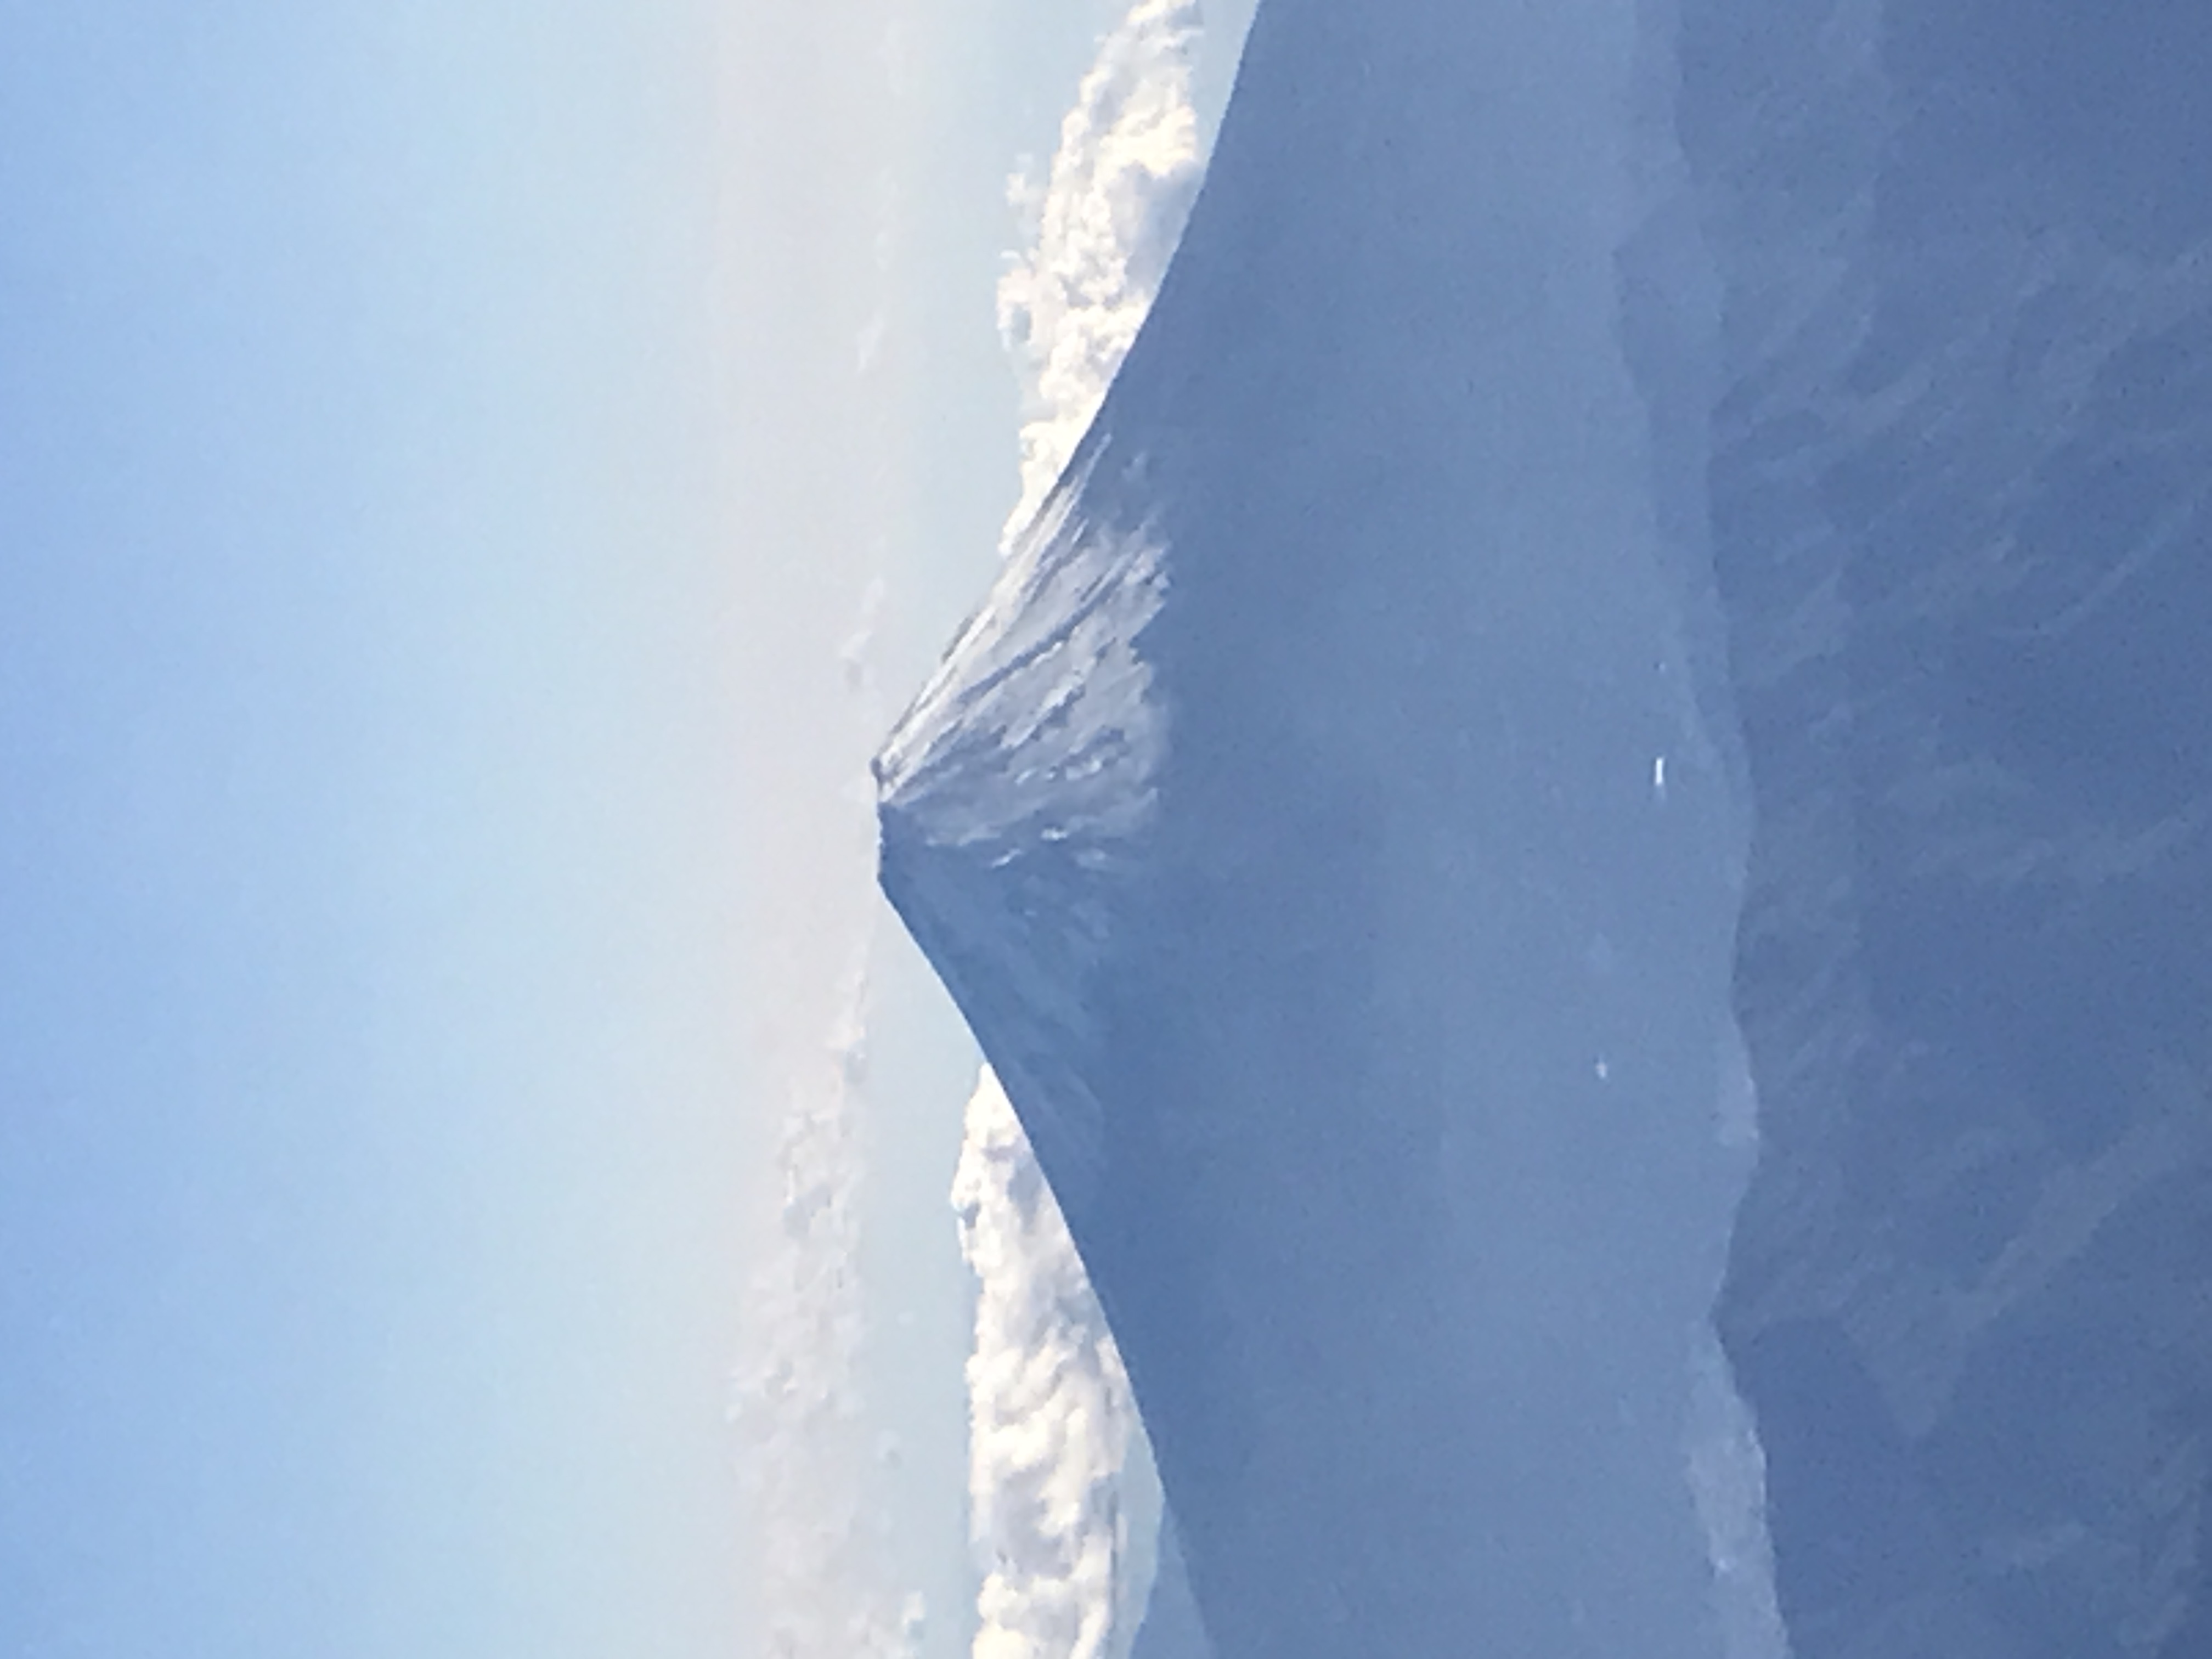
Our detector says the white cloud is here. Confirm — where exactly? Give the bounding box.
[955,1069,1164,1659]
[996,0,1206,548]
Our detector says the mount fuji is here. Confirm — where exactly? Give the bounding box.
[880,3,2212,1656]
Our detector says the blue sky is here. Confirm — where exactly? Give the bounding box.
[3,3,759,1654]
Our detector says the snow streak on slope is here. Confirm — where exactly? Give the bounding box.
[1688,1331,1789,1659]
[960,4,1204,1656]
[1683,1034,1788,1659]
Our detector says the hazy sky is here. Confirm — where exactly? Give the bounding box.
[4,2,755,1653]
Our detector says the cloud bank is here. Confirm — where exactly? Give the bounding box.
[961,4,1206,1655]
[955,1070,1165,1659]
[996,0,1206,548]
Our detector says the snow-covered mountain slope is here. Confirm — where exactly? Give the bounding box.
[882,3,1753,1655]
